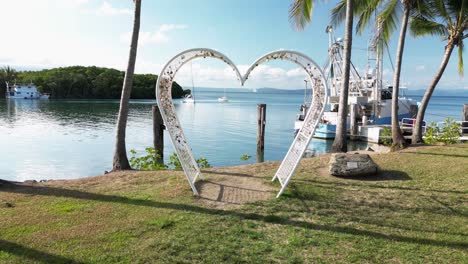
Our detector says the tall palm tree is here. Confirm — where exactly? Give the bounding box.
[333,0,426,150]
[1,66,18,81]
[411,0,467,143]
[389,0,413,149]
[112,0,141,170]
[289,0,355,152]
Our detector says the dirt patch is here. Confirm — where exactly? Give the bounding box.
[195,168,275,209]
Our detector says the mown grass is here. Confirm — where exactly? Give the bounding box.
[0,144,467,263]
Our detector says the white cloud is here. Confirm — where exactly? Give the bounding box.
[416,65,425,71]
[94,1,132,16]
[166,62,311,89]
[121,24,188,46]
[71,0,90,6]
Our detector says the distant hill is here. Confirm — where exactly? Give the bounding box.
[192,86,468,97]
[194,87,305,93]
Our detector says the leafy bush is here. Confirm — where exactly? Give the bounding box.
[168,152,182,170]
[129,148,167,171]
[240,154,252,161]
[380,127,392,146]
[130,148,211,171]
[438,118,461,144]
[423,118,461,145]
[423,122,439,144]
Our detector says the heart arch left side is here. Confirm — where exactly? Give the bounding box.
[155,48,327,196]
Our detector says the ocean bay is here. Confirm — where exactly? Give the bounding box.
[1,89,466,182]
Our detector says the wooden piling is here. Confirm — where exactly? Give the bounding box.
[257,104,266,161]
[152,105,164,164]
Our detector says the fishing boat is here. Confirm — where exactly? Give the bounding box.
[294,26,418,139]
[5,82,50,99]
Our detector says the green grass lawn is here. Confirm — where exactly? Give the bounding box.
[1,145,467,263]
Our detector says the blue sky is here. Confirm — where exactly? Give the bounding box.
[0,0,465,90]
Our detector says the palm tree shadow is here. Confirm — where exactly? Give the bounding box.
[335,170,411,181]
[1,182,467,250]
[0,240,85,264]
[403,152,468,158]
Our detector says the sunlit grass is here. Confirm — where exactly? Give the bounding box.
[0,144,467,263]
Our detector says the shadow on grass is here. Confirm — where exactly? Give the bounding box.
[294,173,467,195]
[195,180,274,194]
[403,152,468,158]
[1,182,467,250]
[201,170,264,179]
[0,240,85,264]
[333,170,411,182]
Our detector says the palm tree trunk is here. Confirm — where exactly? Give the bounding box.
[390,4,409,150]
[412,42,455,143]
[112,0,141,170]
[331,0,353,153]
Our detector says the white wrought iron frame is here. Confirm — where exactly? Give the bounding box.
[155,48,328,197]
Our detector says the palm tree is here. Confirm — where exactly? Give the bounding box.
[289,0,355,152]
[333,0,426,150]
[411,0,467,143]
[388,0,414,149]
[0,66,18,98]
[112,0,141,171]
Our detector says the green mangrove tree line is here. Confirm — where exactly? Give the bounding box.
[0,66,189,99]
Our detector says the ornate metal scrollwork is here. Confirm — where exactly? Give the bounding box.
[155,48,328,197]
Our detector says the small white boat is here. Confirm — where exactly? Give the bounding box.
[218,87,229,102]
[182,94,195,103]
[218,96,228,103]
[5,82,49,99]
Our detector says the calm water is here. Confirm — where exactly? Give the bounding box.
[1,91,466,182]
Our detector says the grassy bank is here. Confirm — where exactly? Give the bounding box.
[1,145,467,263]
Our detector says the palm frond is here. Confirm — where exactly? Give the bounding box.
[289,0,314,31]
[355,0,382,35]
[378,0,401,44]
[433,0,454,30]
[410,15,447,38]
[330,0,347,27]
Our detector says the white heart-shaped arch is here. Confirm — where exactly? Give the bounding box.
[156,48,328,197]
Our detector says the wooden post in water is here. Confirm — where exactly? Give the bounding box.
[152,105,164,164]
[257,104,266,163]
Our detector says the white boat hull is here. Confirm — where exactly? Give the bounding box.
[218,96,228,103]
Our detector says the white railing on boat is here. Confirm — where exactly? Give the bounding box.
[401,118,427,133]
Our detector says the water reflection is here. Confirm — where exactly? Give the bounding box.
[0,93,368,182]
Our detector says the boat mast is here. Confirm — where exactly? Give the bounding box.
[190,61,195,102]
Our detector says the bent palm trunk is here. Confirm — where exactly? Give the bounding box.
[412,43,455,143]
[391,5,409,150]
[112,0,141,170]
[331,0,353,153]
